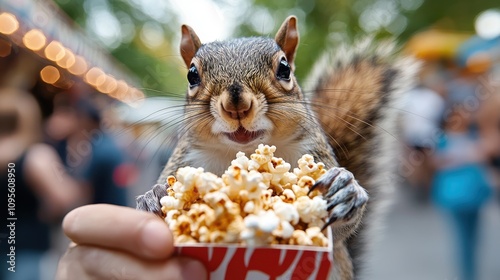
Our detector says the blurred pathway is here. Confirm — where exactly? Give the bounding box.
[363,186,500,280]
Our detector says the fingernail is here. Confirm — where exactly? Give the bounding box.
[141,220,173,258]
[181,259,208,280]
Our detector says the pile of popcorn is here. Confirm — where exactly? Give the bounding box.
[160,144,329,247]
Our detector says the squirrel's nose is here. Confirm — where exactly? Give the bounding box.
[221,101,252,120]
[221,83,252,120]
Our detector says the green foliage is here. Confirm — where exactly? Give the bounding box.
[53,0,499,96]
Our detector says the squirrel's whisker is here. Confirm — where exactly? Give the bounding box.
[267,105,351,159]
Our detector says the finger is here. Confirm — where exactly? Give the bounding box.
[56,244,207,280]
[63,204,173,260]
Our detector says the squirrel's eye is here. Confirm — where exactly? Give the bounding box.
[187,64,201,87]
[276,58,291,81]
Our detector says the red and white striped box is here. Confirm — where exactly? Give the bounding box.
[175,229,333,280]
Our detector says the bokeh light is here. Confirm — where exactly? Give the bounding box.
[22,29,47,51]
[0,12,19,35]
[45,41,66,61]
[475,9,500,39]
[40,65,61,84]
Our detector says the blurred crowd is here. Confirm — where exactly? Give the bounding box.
[399,52,500,280]
[0,86,172,280]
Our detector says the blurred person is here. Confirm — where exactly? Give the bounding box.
[0,88,88,280]
[45,94,132,206]
[400,62,446,198]
[47,98,207,280]
[432,97,493,280]
[475,75,500,203]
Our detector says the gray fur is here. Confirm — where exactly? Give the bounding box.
[136,22,418,280]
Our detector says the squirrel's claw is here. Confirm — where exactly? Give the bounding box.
[136,184,167,217]
[313,167,368,231]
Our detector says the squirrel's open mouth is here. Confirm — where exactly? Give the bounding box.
[225,126,264,144]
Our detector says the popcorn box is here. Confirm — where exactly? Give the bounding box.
[175,228,333,280]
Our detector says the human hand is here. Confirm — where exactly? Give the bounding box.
[56,204,207,279]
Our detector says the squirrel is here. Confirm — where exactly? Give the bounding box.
[136,16,417,279]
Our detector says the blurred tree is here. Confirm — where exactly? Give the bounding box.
[55,0,186,97]
[240,0,500,81]
[54,0,500,95]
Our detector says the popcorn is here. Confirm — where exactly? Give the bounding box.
[160,195,181,212]
[169,214,192,237]
[297,176,315,189]
[195,172,224,195]
[241,210,280,246]
[186,203,216,229]
[292,183,310,198]
[306,227,329,247]
[231,152,250,170]
[273,220,295,239]
[260,189,274,210]
[289,229,312,246]
[160,144,329,247]
[280,189,296,203]
[294,196,328,225]
[222,166,267,201]
[166,175,177,187]
[165,209,181,225]
[243,201,255,213]
[209,230,227,243]
[294,154,327,180]
[287,227,328,246]
[175,234,197,244]
[249,144,276,169]
[273,200,299,225]
[280,172,298,189]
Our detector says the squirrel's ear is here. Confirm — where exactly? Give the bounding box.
[275,16,299,65]
[180,25,202,68]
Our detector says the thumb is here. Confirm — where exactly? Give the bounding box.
[63,204,174,260]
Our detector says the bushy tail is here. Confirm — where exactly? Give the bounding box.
[306,38,419,276]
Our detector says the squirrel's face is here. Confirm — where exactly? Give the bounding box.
[179,17,310,154]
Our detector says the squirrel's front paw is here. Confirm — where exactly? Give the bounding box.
[310,167,368,232]
[136,184,167,217]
